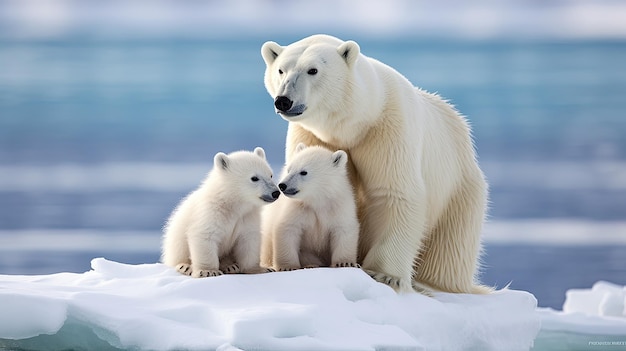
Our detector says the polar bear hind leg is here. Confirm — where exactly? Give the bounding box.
[414,179,493,294]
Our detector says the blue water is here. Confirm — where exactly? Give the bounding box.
[1,36,626,309]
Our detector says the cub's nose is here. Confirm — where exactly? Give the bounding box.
[278,183,287,191]
[274,96,293,112]
[271,190,280,199]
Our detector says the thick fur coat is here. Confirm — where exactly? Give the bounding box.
[261,144,359,271]
[162,147,279,277]
[262,34,490,294]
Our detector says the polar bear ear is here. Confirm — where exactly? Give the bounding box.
[295,143,307,153]
[214,152,229,171]
[254,147,266,160]
[261,41,284,65]
[337,41,360,67]
[332,150,348,168]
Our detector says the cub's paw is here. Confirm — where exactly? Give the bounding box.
[277,267,301,272]
[334,262,361,268]
[176,263,192,276]
[192,269,223,278]
[223,263,240,274]
[302,264,320,269]
[241,266,275,274]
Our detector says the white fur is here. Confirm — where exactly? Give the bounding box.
[262,34,490,294]
[261,144,359,271]
[161,147,279,277]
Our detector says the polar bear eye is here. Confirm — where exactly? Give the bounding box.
[251,176,259,182]
[307,68,318,75]
[299,171,308,176]
[278,69,283,75]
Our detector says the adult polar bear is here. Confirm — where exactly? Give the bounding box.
[261,34,490,294]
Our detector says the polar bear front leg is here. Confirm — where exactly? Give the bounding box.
[272,225,303,271]
[330,226,360,268]
[188,232,223,278]
[360,191,427,293]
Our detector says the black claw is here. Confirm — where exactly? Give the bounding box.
[335,262,360,268]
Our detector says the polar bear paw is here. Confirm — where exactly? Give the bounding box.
[176,263,193,276]
[222,263,241,274]
[334,262,361,268]
[239,266,275,274]
[192,269,223,278]
[411,280,435,296]
[278,267,300,272]
[363,269,402,290]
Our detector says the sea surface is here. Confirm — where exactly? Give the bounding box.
[1,36,625,309]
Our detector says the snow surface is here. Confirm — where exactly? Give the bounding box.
[2,259,626,351]
[0,258,541,351]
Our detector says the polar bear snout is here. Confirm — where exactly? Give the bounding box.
[274,96,306,117]
[278,183,299,197]
[274,96,293,112]
[261,190,281,203]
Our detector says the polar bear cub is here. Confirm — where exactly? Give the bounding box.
[261,143,360,271]
[162,147,280,277]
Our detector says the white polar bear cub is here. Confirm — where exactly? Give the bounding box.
[262,34,490,294]
[162,147,280,278]
[261,144,359,271]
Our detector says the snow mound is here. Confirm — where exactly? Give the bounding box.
[564,281,625,318]
[535,281,626,351]
[0,258,540,351]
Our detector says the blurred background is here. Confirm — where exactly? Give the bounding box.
[0,0,625,309]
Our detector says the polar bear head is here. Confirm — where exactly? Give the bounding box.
[277,143,349,202]
[261,34,360,123]
[212,147,280,204]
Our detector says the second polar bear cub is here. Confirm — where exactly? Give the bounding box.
[261,143,360,271]
[162,147,280,278]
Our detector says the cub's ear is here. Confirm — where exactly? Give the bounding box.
[214,152,229,171]
[295,143,307,153]
[261,41,284,65]
[337,40,360,67]
[254,147,266,160]
[332,150,348,168]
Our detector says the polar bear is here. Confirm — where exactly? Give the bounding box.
[161,147,280,277]
[260,143,360,271]
[261,34,490,294]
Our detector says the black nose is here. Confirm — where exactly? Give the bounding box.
[278,183,287,191]
[274,96,293,112]
[271,190,280,199]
